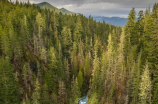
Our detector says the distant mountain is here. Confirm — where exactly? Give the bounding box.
[60,8,74,15]
[93,16,127,26]
[36,2,75,15]
[36,2,61,13]
[36,2,127,26]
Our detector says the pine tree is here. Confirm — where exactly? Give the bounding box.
[61,26,72,49]
[73,16,83,43]
[12,33,22,60]
[137,10,144,41]
[117,28,125,82]
[58,80,66,104]
[139,62,152,104]
[71,42,78,77]
[89,92,99,104]
[51,11,58,38]
[35,12,45,37]
[41,84,49,104]
[63,57,70,83]
[0,26,11,58]
[151,4,158,104]
[77,69,83,91]
[131,52,142,104]
[124,8,136,57]
[84,52,91,76]
[40,47,47,63]
[22,63,29,87]
[32,78,41,104]
[142,14,156,74]
[48,46,57,69]
[91,39,100,92]
[70,77,80,104]
[106,33,115,83]
[45,69,57,93]
[0,57,19,104]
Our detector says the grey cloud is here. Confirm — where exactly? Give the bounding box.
[11,0,157,17]
[13,0,158,7]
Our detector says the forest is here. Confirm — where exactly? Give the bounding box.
[0,0,158,104]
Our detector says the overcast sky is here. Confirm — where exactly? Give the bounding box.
[11,0,157,18]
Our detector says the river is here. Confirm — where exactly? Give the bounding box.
[78,96,88,104]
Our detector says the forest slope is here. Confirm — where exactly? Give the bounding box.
[0,0,158,104]
[0,0,120,104]
[36,2,75,15]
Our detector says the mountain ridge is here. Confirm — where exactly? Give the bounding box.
[93,16,127,26]
[36,2,126,26]
[36,2,75,15]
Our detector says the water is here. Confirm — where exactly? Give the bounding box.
[79,96,88,104]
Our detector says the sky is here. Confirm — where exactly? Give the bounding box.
[11,0,157,18]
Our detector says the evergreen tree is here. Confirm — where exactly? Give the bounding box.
[32,78,41,104]
[70,77,80,104]
[58,80,66,104]
[142,14,156,74]
[151,4,158,104]
[124,8,136,57]
[139,62,152,104]
[45,69,57,93]
[48,46,57,69]
[73,16,83,43]
[91,40,100,92]
[71,42,78,77]
[41,84,50,104]
[88,92,99,104]
[0,57,19,104]
[77,69,83,91]
[35,12,45,37]
[61,26,72,49]
[131,52,142,104]
[0,26,11,58]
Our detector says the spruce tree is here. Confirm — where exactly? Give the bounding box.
[0,57,19,104]
[32,78,41,104]
[124,8,136,57]
[73,16,83,43]
[58,80,66,104]
[70,77,80,104]
[89,92,99,104]
[139,62,152,104]
[0,26,11,58]
[77,69,83,91]
[91,40,100,92]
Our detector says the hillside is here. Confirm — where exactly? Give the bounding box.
[36,2,61,13]
[36,2,75,15]
[60,8,74,15]
[0,0,121,104]
[1,0,158,104]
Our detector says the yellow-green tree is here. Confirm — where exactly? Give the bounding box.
[139,62,152,104]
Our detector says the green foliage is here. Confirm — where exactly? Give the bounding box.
[139,62,152,104]
[124,8,136,56]
[32,78,41,104]
[41,84,50,104]
[89,92,99,104]
[77,69,83,91]
[0,57,19,104]
[70,77,81,104]
[0,26,11,58]
[73,16,83,43]
[45,69,57,93]
[0,1,144,104]
[48,46,57,69]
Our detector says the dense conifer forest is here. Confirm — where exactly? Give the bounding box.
[0,0,158,104]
